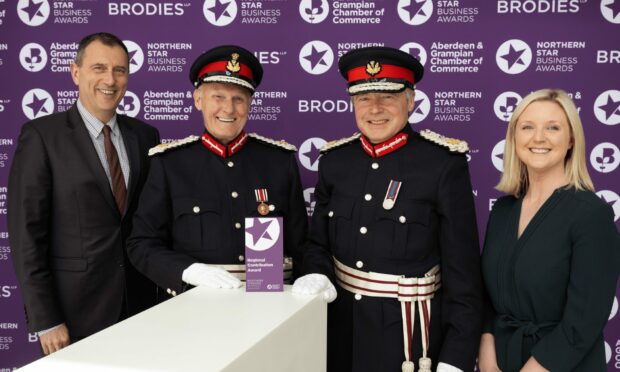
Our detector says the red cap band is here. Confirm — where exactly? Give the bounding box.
[198,61,254,81]
[347,64,415,84]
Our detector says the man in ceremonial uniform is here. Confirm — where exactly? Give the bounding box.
[293,47,482,372]
[127,45,307,297]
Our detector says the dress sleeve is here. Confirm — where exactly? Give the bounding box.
[481,199,505,335]
[531,200,620,369]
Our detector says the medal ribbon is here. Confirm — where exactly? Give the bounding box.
[255,189,268,203]
[384,180,402,206]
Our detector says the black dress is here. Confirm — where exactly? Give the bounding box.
[482,188,620,371]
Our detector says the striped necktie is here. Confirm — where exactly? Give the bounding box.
[102,125,126,215]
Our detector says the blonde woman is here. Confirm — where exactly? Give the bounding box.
[479,89,619,371]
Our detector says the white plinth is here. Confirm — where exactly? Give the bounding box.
[18,285,326,372]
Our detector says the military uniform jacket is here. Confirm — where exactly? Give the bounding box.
[127,132,307,296]
[482,188,620,372]
[302,125,483,372]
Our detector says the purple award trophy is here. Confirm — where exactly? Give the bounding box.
[245,217,283,292]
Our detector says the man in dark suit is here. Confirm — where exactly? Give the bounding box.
[126,45,307,297]
[292,47,482,372]
[8,32,160,355]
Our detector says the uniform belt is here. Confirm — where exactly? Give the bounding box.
[333,257,441,372]
[208,257,293,283]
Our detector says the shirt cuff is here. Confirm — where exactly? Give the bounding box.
[37,323,62,336]
[437,362,463,372]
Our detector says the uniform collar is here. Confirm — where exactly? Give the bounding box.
[200,130,248,158]
[360,129,409,158]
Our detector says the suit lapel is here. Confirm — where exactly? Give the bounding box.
[119,116,141,218]
[67,105,120,217]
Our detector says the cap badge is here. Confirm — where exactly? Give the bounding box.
[365,60,381,77]
[226,52,241,74]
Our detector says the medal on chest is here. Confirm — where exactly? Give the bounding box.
[255,189,269,216]
[383,180,402,210]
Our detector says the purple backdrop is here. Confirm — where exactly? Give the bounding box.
[1,0,619,369]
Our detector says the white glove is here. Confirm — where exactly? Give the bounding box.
[292,274,337,303]
[182,263,242,289]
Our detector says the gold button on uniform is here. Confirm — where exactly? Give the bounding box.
[235,222,241,229]
[227,161,234,168]
[328,211,334,217]
[231,191,238,198]
[356,261,363,269]
[371,162,379,169]
[193,206,200,214]
[360,227,367,234]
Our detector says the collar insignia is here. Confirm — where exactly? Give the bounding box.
[360,133,408,158]
[201,131,248,158]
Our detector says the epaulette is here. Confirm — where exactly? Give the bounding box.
[148,135,200,156]
[320,132,361,153]
[419,129,469,153]
[248,133,297,152]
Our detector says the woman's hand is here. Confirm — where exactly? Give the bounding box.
[478,333,501,372]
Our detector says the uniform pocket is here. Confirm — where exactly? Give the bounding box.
[172,197,222,251]
[374,199,432,259]
[326,195,355,255]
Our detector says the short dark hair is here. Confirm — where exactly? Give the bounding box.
[74,32,129,66]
